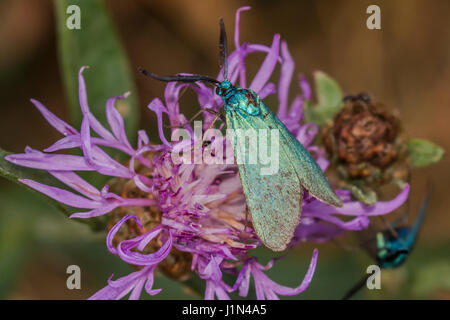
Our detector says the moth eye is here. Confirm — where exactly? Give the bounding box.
[215,87,221,95]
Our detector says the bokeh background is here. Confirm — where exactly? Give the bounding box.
[0,0,449,299]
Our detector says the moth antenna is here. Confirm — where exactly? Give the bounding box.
[138,67,220,85]
[219,18,228,79]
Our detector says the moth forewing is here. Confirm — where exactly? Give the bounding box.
[259,101,343,208]
[226,107,303,251]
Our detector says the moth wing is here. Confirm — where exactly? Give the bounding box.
[259,102,343,207]
[405,189,431,248]
[226,109,303,251]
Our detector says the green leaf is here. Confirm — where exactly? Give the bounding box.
[407,139,445,168]
[314,71,343,109]
[410,261,450,298]
[0,210,33,298]
[54,0,138,141]
[305,71,344,127]
[0,149,106,230]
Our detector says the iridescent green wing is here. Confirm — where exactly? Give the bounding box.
[259,101,343,207]
[226,108,303,251]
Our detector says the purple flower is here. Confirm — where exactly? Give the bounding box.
[88,264,161,300]
[233,251,318,300]
[5,6,409,300]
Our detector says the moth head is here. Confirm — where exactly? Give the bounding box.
[215,80,232,97]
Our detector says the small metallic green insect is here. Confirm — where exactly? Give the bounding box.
[139,19,342,251]
[374,189,430,269]
[342,189,431,299]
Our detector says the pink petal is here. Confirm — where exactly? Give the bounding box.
[19,178,100,209]
[277,41,294,118]
[49,171,101,200]
[148,98,171,147]
[30,99,77,136]
[249,34,281,93]
[5,152,93,171]
[106,92,132,149]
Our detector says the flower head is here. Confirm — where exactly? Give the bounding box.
[5,6,409,300]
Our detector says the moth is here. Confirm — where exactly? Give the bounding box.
[342,188,431,299]
[139,19,342,251]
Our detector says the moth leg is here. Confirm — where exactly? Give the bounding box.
[205,107,227,129]
[390,174,412,226]
[163,108,220,128]
[342,273,371,300]
[344,184,377,206]
[378,215,399,239]
[181,111,224,153]
[206,113,221,130]
[244,207,249,232]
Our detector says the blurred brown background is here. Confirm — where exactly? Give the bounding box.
[0,0,449,299]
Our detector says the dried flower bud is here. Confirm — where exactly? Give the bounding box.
[322,94,408,185]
